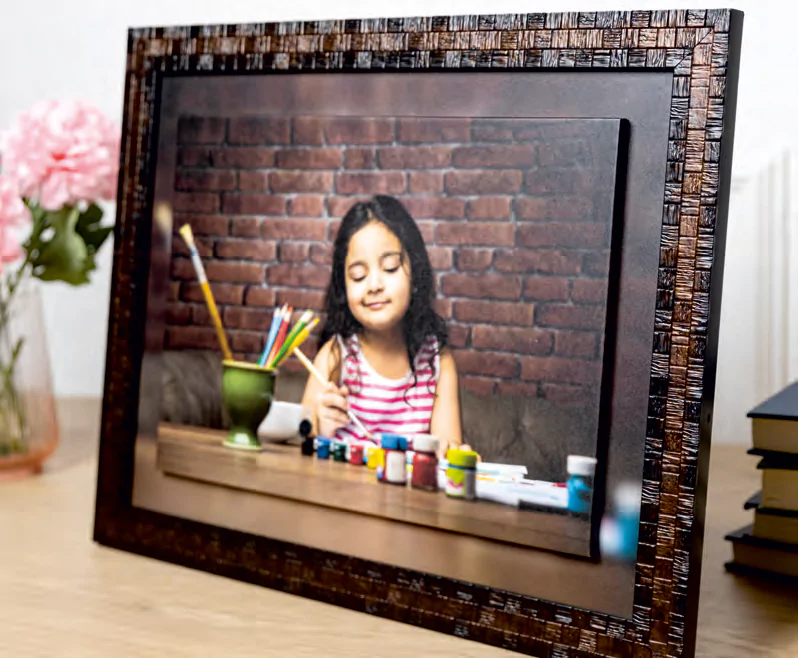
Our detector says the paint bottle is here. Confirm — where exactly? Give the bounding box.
[446,449,478,500]
[566,455,597,515]
[299,419,314,456]
[332,440,347,462]
[366,445,381,469]
[405,449,414,481]
[373,434,387,481]
[380,433,407,485]
[614,482,642,561]
[437,459,448,491]
[315,437,331,460]
[349,441,365,465]
[410,434,439,492]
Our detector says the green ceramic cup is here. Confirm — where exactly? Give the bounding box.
[221,360,276,451]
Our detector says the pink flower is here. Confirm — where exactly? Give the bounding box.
[0,174,29,269]
[0,100,120,211]
[0,225,22,265]
[0,175,31,226]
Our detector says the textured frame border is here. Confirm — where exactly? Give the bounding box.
[93,9,743,657]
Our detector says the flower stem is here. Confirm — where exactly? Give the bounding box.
[0,254,31,454]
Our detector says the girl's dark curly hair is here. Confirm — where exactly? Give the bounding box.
[320,195,447,394]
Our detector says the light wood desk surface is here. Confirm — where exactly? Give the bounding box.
[1,399,796,657]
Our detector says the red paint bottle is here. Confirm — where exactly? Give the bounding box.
[410,434,439,492]
[349,441,364,465]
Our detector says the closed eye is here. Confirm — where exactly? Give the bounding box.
[348,264,367,282]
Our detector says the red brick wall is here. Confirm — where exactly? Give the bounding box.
[166,116,614,403]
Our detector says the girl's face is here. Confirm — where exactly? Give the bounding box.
[344,221,412,336]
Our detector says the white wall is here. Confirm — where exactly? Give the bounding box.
[711,177,759,445]
[0,0,794,444]
[748,152,798,405]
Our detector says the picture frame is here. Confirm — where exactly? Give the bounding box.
[93,8,743,657]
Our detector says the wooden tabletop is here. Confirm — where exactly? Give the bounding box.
[155,422,591,555]
[1,398,797,657]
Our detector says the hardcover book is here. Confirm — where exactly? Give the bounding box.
[744,492,798,544]
[725,524,798,580]
[747,381,798,454]
[756,456,798,512]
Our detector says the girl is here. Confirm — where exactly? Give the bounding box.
[300,195,466,457]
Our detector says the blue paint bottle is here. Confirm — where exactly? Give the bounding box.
[614,482,642,561]
[566,455,597,515]
[316,437,332,460]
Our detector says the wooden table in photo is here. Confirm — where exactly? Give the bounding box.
[155,423,591,556]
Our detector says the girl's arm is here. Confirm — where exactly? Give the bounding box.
[430,348,465,456]
[300,338,349,437]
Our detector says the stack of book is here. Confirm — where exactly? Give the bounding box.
[724,381,798,582]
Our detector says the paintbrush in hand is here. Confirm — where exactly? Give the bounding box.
[292,347,373,440]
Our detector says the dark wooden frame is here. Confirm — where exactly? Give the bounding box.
[93,9,743,657]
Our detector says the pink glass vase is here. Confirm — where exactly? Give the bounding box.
[0,276,59,481]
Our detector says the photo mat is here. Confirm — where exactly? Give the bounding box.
[131,65,674,620]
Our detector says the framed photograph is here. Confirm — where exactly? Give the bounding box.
[94,8,743,657]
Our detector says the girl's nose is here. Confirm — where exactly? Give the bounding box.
[366,269,383,292]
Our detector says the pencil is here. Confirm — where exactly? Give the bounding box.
[176,220,232,361]
[259,304,285,367]
[265,305,293,366]
[293,347,372,439]
[268,309,314,368]
[273,317,318,368]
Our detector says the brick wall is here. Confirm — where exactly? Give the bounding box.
[166,116,615,404]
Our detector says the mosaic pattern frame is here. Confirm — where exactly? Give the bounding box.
[93,9,742,657]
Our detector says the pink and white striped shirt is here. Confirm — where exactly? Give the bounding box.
[333,333,440,444]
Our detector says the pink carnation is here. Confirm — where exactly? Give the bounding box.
[0,175,30,226]
[0,174,30,268]
[0,100,120,211]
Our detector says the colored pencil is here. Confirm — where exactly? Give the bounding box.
[293,347,372,440]
[273,317,319,368]
[266,305,293,366]
[176,220,232,361]
[259,304,285,366]
[268,309,314,368]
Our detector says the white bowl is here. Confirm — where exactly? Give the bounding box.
[257,401,307,442]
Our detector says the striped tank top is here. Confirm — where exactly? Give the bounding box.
[334,333,440,444]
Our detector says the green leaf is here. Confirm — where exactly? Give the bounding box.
[21,202,114,287]
[75,203,113,253]
[29,207,91,285]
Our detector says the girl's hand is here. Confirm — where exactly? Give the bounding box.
[437,440,476,460]
[316,382,351,438]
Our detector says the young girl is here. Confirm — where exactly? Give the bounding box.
[300,195,467,457]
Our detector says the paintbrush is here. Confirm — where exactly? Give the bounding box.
[177,220,232,361]
[292,347,373,440]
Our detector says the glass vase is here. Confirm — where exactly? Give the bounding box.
[0,275,58,481]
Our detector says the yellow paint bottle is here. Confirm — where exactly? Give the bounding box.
[368,447,385,477]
